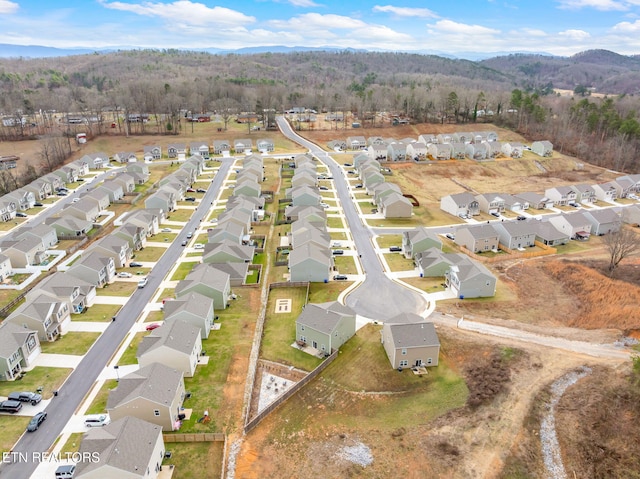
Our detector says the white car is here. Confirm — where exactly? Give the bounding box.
[194,243,204,250]
[117,272,133,278]
[320,202,330,209]
[160,228,172,232]
[137,277,148,288]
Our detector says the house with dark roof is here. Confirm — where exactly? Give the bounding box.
[137,320,202,377]
[381,321,440,369]
[75,416,165,479]
[295,302,356,355]
[107,363,186,431]
[0,321,40,381]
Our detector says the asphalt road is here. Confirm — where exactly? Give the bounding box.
[276,117,427,319]
[0,159,232,479]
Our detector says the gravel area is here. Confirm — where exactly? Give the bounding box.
[226,439,242,479]
[257,372,292,413]
[337,441,374,467]
[540,366,592,479]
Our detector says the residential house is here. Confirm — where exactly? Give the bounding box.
[24,179,52,200]
[53,165,79,183]
[545,186,577,206]
[414,248,456,277]
[501,142,524,158]
[452,132,473,144]
[402,227,443,259]
[189,142,210,159]
[13,224,58,249]
[66,252,116,287]
[445,255,497,298]
[454,224,500,253]
[5,188,35,211]
[27,272,96,314]
[125,163,150,183]
[612,176,635,199]
[328,139,347,152]
[0,236,47,267]
[428,143,452,160]
[592,181,619,202]
[515,192,554,210]
[380,192,412,218]
[381,321,440,369]
[144,190,176,214]
[623,204,640,226]
[501,193,529,212]
[548,212,593,240]
[74,416,165,479]
[212,140,231,155]
[436,133,453,144]
[234,178,261,198]
[0,197,17,222]
[533,221,570,246]
[256,138,275,153]
[616,174,640,193]
[372,182,402,206]
[418,134,437,145]
[449,142,466,160]
[296,302,356,354]
[0,253,11,282]
[290,223,331,250]
[207,262,249,287]
[234,139,253,153]
[466,142,488,161]
[61,198,101,222]
[0,321,40,381]
[288,242,333,282]
[346,136,366,150]
[113,224,146,251]
[82,188,110,211]
[288,185,320,206]
[41,173,64,192]
[440,192,480,218]
[284,205,326,224]
[183,155,205,176]
[475,193,506,214]
[87,235,132,268]
[143,145,162,161]
[5,292,70,342]
[107,363,186,431]
[167,143,186,159]
[202,240,254,264]
[484,141,503,158]
[44,216,92,237]
[386,142,407,162]
[123,209,160,236]
[97,181,125,202]
[207,222,245,245]
[163,291,214,339]
[137,320,202,377]
[583,208,622,235]
[175,263,231,310]
[367,143,388,162]
[355,155,380,171]
[291,170,318,188]
[363,170,385,195]
[570,184,597,204]
[112,172,136,193]
[532,140,553,157]
[113,151,138,163]
[493,221,537,249]
[84,152,109,169]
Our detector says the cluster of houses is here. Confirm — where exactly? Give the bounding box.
[283,155,335,282]
[353,153,413,218]
[110,137,276,164]
[328,132,553,163]
[144,156,203,213]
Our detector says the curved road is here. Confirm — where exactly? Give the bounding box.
[0,159,232,479]
[276,117,428,319]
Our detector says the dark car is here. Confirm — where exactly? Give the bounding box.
[354,184,363,189]
[76,178,85,182]
[332,249,344,255]
[56,191,68,196]
[0,400,23,413]
[333,274,348,281]
[27,411,47,432]
[129,261,143,267]
[185,197,196,202]
[389,246,402,252]
[196,188,207,193]
[34,202,43,207]
[319,186,329,190]
[344,163,353,167]
[517,216,527,221]
[8,391,42,405]
[16,212,28,218]
[490,212,500,217]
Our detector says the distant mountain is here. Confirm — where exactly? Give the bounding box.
[0,43,104,58]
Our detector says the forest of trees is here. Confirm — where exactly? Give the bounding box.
[0,49,639,178]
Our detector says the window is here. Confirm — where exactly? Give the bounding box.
[300,325,304,331]
[399,360,408,367]
[401,348,407,355]
[427,358,433,365]
[154,410,160,416]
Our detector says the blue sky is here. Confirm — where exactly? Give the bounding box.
[1,0,640,57]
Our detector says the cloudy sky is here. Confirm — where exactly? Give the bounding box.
[2,0,640,57]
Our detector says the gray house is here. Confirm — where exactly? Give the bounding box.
[402,227,443,259]
[28,272,96,314]
[5,292,70,342]
[66,252,116,287]
[163,291,214,339]
[45,216,92,237]
[454,224,500,253]
[87,235,133,268]
[381,321,440,369]
[532,140,553,157]
[0,321,41,381]
[548,212,593,240]
[380,192,412,218]
[493,221,537,249]
[137,319,202,377]
[175,263,231,310]
[583,208,621,236]
[445,255,497,298]
[440,192,480,218]
[295,301,356,354]
[289,242,332,282]
[534,221,570,246]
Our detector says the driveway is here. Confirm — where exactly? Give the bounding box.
[276,117,428,320]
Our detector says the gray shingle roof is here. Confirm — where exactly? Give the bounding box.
[106,362,183,409]
[296,301,355,334]
[387,322,439,349]
[137,319,200,357]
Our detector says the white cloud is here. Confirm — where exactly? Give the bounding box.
[521,28,548,37]
[269,13,369,30]
[559,29,591,40]
[0,0,18,14]
[99,0,255,26]
[372,5,438,18]
[557,0,629,10]
[286,0,321,6]
[427,19,500,36]
[612,19,640,30]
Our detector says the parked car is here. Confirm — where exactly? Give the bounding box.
[137,277,148,288]
[332,249,344,255]
[193,243,204,249]
[16,212,28,217]
[160,228,172,232]
[186,187,195,192]
[333,274,348,281]
[129,261,143,267]
[347,170,357,175]
[34,202,43,207]
[76,178,84,182]
[117,272,133,278]
[8,391,42,405]
[445,233,455,240]
[569,202,580,208]
[185,197,196,202]
[196,188,207,193]
[490,212,500,217]
[72,197,80,203]
[55,464,76,479]
[0,400,23,413]
[145,323,161,331]
[319,186,329,190]
[56,191,67,196]
[517,216,527,221]
[181,240,188,246]
[344,163,353,167]
[26,411,47,432]
[389,246,402,252]
[354,184,363,189]
[320,202,330,209]
[84,414,111,427]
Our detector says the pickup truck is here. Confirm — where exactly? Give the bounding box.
[8,391,42,405]
[0,400,23,413]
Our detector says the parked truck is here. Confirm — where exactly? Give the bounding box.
[8,391,42,405]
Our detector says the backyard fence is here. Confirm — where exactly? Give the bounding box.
[163,432,225,443]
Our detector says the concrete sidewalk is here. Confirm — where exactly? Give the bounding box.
[92,295,129,305]
[65,322,110,333]
[32,353,84,369]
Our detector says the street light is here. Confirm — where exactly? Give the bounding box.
[114,365,119,382]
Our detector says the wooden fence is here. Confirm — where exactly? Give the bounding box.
[244,349,338,434]
[163,432,225,443]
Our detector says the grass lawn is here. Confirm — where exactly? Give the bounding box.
[555,240,595,255]
[185,252,203,258]
[118,332,148,366]
[166,442,224,479]
[85,379,119,415]
[166,209,193,222]
[402,276,447,293]
[326,216,344,229]
[333,256,357,275]
[132,246,167,262]
[194,233,208,244]
[75,303,121,322]
[41,332,101,356]
[97,281,138,296]
[261,287,322,372]
[172,262,198,281]
[0,367,73,400]
[330,232,348,241]
[0,416,31,452]
[384,252,415,272]
[245,269,259,284]
[60,433,83,455]
[159,288,175,299]
[0,288,24,307]
[307,282,352,303]
[375,234,403,249]
[145,310,164,323]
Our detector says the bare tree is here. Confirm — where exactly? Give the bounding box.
[603,223,639,276]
